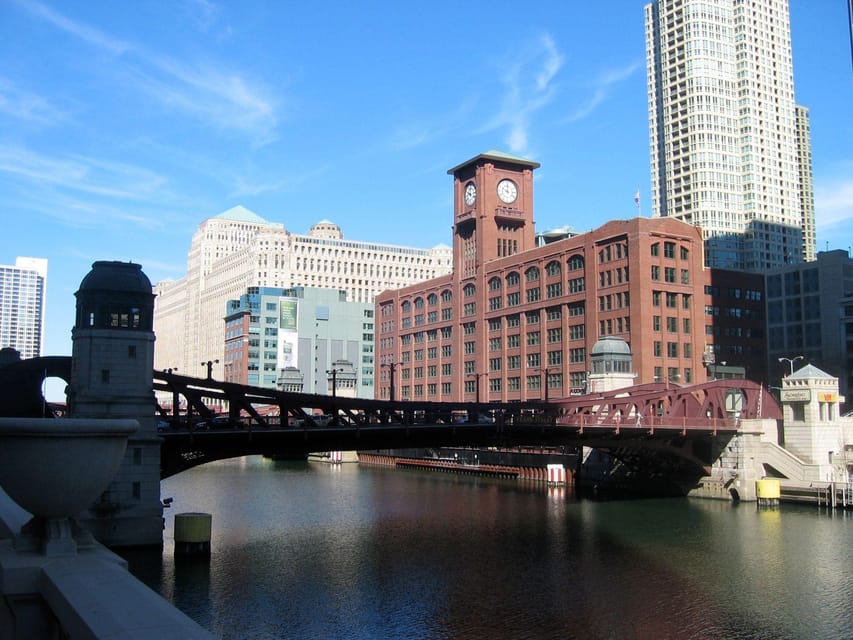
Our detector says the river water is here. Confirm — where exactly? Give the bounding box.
[124,456,852,640]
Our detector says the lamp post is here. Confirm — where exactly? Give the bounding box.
[778,355,803,377]
[468,372,483,403]
[326,367,343,397]
[538,367,552,402]
[200,360,218,379]
[382,362,400,402]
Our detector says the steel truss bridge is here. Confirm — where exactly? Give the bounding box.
[153,371,782,487]
[0,357,782,490]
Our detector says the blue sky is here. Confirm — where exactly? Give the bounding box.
[1,0,851,372]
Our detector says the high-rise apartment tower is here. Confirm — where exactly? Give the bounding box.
[645,0,816,271]
[0,257,47,360]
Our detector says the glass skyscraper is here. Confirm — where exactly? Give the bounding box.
[0,257,48,359]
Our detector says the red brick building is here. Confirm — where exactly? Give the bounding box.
[375,151,765,403]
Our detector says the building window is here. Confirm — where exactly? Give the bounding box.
[665,267,676,283]
[548,350,563,365]
[527,353,540,368]
[546,261,561,277]
[664,242,675,258]
[654,341,662,357]
[651,265,660,281]
[568,255,584,271]
[464,283,476,297]
[507,355,521,369]
[489,318,501,331]
[547,328,562,343]
[489,277,502,291]
[506,272,520,287]
[507,334,520,348]
[667,317,677,332]
[653,315,661,331]
[525,267,540,282]
[651,243,659,257]
[546,283,562,298]
[507,292,520,306]
[667,342,678,358]
[489,358,501,371]
[547,307,561,321]
[507,314,520,328]
[526,287,541,303]
[489,338,502,351]
[526,331,540,346]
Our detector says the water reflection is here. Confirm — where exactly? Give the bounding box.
[121,457,852,640]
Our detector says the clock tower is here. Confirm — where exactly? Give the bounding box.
[447,150,540,278]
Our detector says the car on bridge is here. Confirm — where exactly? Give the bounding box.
[295,414,334,427]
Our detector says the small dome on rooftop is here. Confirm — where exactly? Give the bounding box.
[591,336,632,356]
[77,261,152,295]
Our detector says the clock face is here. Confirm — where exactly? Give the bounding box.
[497,179,518,204]
[464,182,477,206]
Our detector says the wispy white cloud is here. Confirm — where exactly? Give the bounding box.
[182,0,220,33]
[0,146,167,203]
[13,0,278,142]
[12,0,131,55]
[0,77,66,126]
[475,33,564,155]
[130,54,279,142]
[563,61,641,123]
[815,176,853,230]
[229,160,330,198]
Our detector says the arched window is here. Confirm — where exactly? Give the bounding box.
[567,254,584,271]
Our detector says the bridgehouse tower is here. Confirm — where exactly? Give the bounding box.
[70,261,163,547]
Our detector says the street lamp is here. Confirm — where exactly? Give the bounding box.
[468,372,483,403]
[326,367,343,397]
[381,361,400,402]
[778,355,803,377]
[537,367,552,402]
[200,360,218,379]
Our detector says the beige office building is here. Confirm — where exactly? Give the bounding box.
[153,206,452,379]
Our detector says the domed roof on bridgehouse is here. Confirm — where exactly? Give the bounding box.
[591,336,632,356]
[77,261,152,295]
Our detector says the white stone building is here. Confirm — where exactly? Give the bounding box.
[154,206,452,380]
[645,0,816,271]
